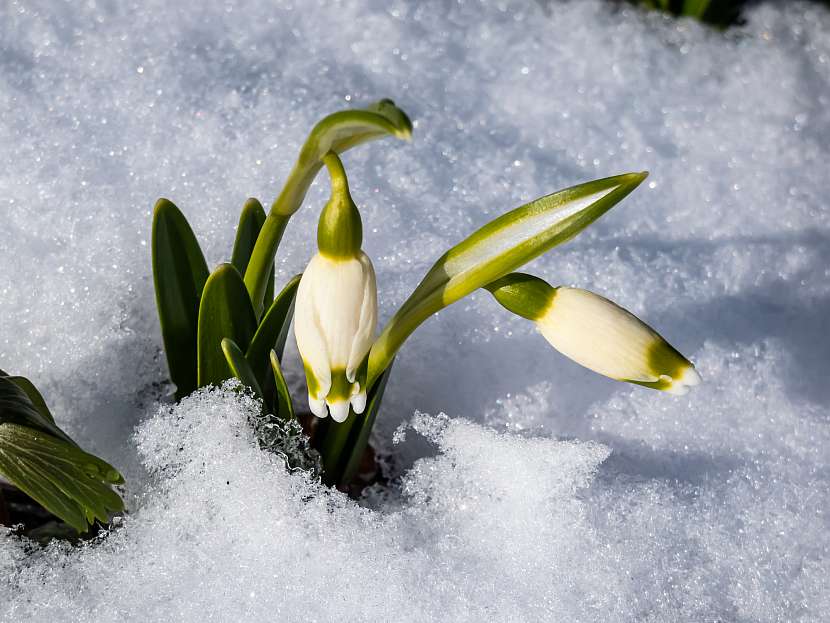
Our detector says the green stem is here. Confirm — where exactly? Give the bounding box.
[244,212,291,318]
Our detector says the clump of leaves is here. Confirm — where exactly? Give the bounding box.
[0,370,124,533]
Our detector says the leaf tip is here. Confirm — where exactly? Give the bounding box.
[242,197,265,215]
[153,197,177,215]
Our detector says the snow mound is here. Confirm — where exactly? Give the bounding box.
[2,387,615,622]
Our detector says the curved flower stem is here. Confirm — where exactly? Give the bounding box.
[320,414,358,486]
[243,100,412,318]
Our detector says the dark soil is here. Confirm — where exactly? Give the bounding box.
[0,482,106,544]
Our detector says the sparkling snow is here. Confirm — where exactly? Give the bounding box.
[1,0,829,620]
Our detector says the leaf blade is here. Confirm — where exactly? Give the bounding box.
[0,423,124,533]
[367,172,648,387]
[197,264,258,389]
[269,350,295,421]
[221,338,264,398]
[245,274,301,389]
[152,198,210,399]
[0,376,73,444]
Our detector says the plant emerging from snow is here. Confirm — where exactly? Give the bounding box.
[0,371,124,532]
[151,99,699,487]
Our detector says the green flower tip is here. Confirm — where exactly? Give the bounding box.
[368,98,413,141]
[484,272,555,321]
[317,152,363,259]
[486,275,701,397]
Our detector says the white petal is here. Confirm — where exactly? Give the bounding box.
[328,400,350,423]
[313,255,367,370]
[308,395,328,419]
[664,365,702,395]
[294,257,332,397]
[350,390,367,414]
[346,252,378,381]
[537,287,697,393]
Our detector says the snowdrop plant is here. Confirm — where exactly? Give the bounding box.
[152,99,700,489]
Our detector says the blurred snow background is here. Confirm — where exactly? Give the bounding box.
[1,0,829,620]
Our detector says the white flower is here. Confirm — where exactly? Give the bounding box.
[294,251,377,422]
[536,287,701,395]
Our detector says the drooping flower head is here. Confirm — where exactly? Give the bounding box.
[294,152,378,422]
[485,273,701,394]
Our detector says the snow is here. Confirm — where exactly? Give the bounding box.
[1,0,829,620]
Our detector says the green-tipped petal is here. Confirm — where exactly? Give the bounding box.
[221,338,264,398]
[486,274,700,395]
[536,287,700,394]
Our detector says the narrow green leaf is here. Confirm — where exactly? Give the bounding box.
[0,423,124,533]
[231,198,267,275]
[367,172,648,388]
[152,198,210,399]
[231,198,275,312]
[245,274,301,388]
[244,99,412,317]
[0,376,73,445]
[4,374,56,425]
[197,264,258,389]
[269,350,295,421]
[221,338,263,398]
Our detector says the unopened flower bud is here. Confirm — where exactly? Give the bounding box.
[486,273,701,394]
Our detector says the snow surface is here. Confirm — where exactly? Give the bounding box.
[1,0,829,620]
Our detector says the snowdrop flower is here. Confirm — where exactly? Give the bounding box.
[485,273,701,395]
[294,152,377,422]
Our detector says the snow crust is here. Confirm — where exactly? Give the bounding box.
[1,0,829,620]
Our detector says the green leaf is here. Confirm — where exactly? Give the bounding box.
[231,198,267,275]
[221,338,263,398]
[231,198,274,312]
[269,350,294,421]
[244,99,412,317]
[0,376,73,445]
[245,274,301,389]
[0,423,124,533]
[270,98,413,221]
[682,0,711,18]
[152,198,210,399]
[197,264,258,389]
[4,374,56,425]
[366,172,648,388]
